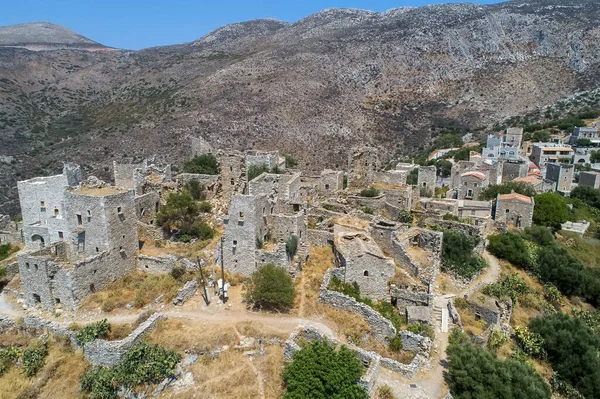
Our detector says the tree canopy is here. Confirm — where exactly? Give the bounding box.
[530,313,600,399]
[245,263,295,311]
[447,334,551,399]
[533,193,569,229]
[479,182,536,201]
[182,154,219,175]
[156,191,214,241]
[442,230,487,279]
[282,341,369,399]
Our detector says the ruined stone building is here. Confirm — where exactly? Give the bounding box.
[246,150,286,171]
[222,172,308,276]
[417,166,436,197]
[457,171,488,200]
[494,192,534,229]
[545,163,574,193]
[580,171,600,189]
[16,166,138,310]
[0,214,21,245]
[318,170,344,196]
[348,146,379,189]
[333,225,395,300]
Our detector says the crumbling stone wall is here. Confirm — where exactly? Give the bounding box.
[137,254,197,274]
[173,281,198,305]
[425,218,485,254]
[84,313,164,366]
[389,286,430,310]
[270,212,307,243]
[380,186,413,211]
[319,170,344,196]
[191,136,214,156]
[113,160,147,194]
[175,173,219,200]
[134,192,160,225]
[256,242,288,269]
[388,228,443,285]
[307,229,333,247]
[219,152,247,208]
[348,146,379,189]
[246,150,283,171]
[373,170,408,186]
[417,166,436,196]
[346,194,386,211]
[319,268,396,341]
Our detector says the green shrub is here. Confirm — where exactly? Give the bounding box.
[184,180,205,200]
[359,187,380,197]
[406,169,418,185]
[329,276,362,302]
[283,154,298,168]
[447,338,550,399]
[285,235,298,259]
[282,341,368,399]
[81,340,181,399]
[198,201,212,213]
[442,230,487,279]
[248,164,269,181]
[483,274,530,303]
[361,206,374,215]
[487,233,531,269]
[75,319,111,346]
[22,341,48,377]
[373,301,404,331]
[533,193,569,229]
[0,243,14,261]
[182,154,219,175]
[388,335,403,353]
[398,210,413,224]
[442,213,460,222]
[406,323,434,339]
[514,325,545,358]
[170,266,186,281]
[245,264,295,311]
[376,385,397,399]
[0,346,21,376]
[530,313,600,398]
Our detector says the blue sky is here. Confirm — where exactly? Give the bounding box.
[1,0,501,50]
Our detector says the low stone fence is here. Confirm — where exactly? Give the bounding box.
[137,254,197,274]
[319,268,396,342]
[84,313,164,366]
[389,286,430,310]
[284,324,430,391]
[173,280,198,305]
[0,315,78,346]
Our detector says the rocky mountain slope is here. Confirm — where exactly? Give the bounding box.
[0,22,110,50]
[1,0,600,216]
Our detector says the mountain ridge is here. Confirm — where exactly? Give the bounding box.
[1,0,600,216]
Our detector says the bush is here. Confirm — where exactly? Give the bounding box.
[282,341,369,399]
[483,274,530,303]
[537,245,585,297]
[248,164,270,181]
[406,169,418,185]
[245,264,295,311]
[406,323,434,339]
[285,235,298,259]
[514,325,545,358]
[81,340,180,399]
[447,338,551,399]
[522,226,555,247]
[283,154,297,168]
[487,233,531,269]
[398,210,413,224]
[22,341,48,377]
[75,319,111,346]
[0,243,13,261]
[359,187,380,197]
[0,346,21,376]
[530,313,600,398]
[182,154,219,175]
[170,266,186,281]
[388,336,403,353]
[376,385,397,399]
[198,201,212,213]
[184,180,205,200]
[329,276,362,301]
[442,230,487,279]
[571,186,600,210]
[533,193,569,229]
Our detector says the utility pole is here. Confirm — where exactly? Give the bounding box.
[220,235,225,302]
[197,257,210,305]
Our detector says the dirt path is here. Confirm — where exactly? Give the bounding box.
[232,324,265,399]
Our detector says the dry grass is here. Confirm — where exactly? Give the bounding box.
[455,304,487,336]
[363,338,416,364]
[259,346,285,399]
[332,216,370,231]
[0,337,88,399]
[557,231,600,269]
[319,304,371,345]
[149,319,239,352]
[78,271,194,313]
[295,246,334,316]
[235,321,288,341]
[434,273,461,295]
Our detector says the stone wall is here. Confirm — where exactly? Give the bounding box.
[318,170,344,196]
[175,173,219,200]
[307,229,333,247]
[84,313,164,366]
[423,218,484,254]
[284,325,430,385]
[173,280,198,305]
[269,212,307,243]
[134,192,160,225]
[319,268,396,341]
[137,254,198,274]
[380,187,413,211]
[348,146,379,189]
[219,152,247,209]
[256,243,288,269]
[346,194,386,211]
[389,286,430,309]
[495,196,534,230]
[417,166,436,196]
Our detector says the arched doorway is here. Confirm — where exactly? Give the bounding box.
[31,235,45,248]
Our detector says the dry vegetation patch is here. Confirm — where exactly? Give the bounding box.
[78,271,195,313]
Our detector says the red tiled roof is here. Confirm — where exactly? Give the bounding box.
[513,176,541,184]
[498,193,533,204]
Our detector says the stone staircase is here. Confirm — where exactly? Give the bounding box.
[289,241,310,277]
[432,300,449,333]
